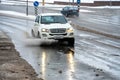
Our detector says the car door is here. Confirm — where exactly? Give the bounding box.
[61,7,69,15]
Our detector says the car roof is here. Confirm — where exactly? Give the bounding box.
[64,6,78,8]
[39,13,63,16]
[64,6,78,9]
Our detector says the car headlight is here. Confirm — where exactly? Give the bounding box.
[67,28,73,32]
[41,28,49,32]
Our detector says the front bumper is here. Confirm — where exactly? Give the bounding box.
[41,32,74,40]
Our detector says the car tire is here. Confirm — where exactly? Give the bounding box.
[76,14,79,17]
[31,30,35,37]
[37,31,41,38]
[67,38,74,46]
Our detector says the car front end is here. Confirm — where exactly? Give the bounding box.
[39,24,74,40]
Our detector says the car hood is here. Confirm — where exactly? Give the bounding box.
[40,23,72,29]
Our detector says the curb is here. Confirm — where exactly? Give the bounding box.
[0,31,15,51]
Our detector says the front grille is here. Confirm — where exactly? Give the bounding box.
[50,33,67,36]
[50,28,66,33]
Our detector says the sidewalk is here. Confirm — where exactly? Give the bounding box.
[0,31,41,80]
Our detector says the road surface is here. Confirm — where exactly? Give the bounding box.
[0,3,120,80]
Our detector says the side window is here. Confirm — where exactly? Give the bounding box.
[63,7,68,11]
[35,16,39,23]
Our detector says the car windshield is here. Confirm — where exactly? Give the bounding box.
[41,15,67,24]
[69,7,78,10]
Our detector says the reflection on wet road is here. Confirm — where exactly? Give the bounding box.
[18,42,76,80]
[0,16,76,80]
[23,43,74,80]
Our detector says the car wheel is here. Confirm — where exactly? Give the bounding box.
[68,38,74,46]
[31,30,35,37]
[37,31,41,38]
[76,14,79,17]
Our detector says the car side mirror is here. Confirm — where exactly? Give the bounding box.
[34,22,39,26]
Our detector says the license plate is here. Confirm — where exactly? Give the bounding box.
[54,35,63,39]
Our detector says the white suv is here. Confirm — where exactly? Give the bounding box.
[31,13,74,44]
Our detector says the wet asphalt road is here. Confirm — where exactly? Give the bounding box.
[0,15,120,80]
[0,3,120,80]
[70,8,120,38]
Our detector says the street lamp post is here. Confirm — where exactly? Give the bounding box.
[42,0,45,6]
[72,0,74,5]
[26,0,28,15]
[69,0,70,5]
[110,0,112,6]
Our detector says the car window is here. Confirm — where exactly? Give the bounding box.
[63,7,68,10]
[69,7,78,10]
[41,16,67,24]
